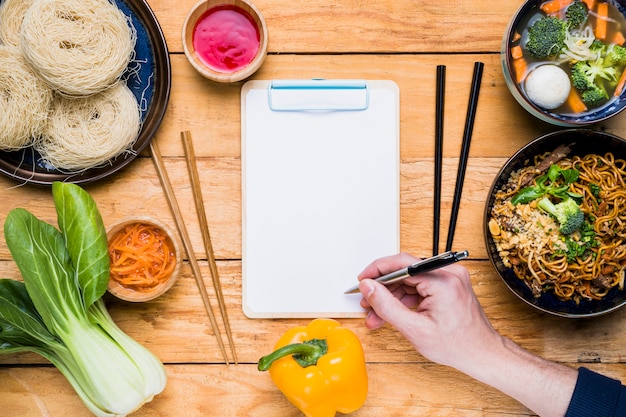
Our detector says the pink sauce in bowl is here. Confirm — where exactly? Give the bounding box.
[192,5,260,73]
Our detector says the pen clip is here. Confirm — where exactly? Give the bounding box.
[407,250,465,275]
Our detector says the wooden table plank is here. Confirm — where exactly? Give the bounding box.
[2,362,626,417]
[0,364,554,416]
[0,154,551,262]
[156,53,626,159]
[3,1,626,415]
[148,0,523,54]
[3,260,626,367]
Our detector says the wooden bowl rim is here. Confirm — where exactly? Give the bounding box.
[106,216,182,302]
[181,0,269,83]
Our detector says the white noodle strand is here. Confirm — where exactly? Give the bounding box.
[0,0,37,47]
[35,82,141,171]
[19,0,136,96]
[561,26,599,62]
[0,46,53,151]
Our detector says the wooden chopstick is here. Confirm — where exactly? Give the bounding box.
[433,64,446,256]
[181,130,237,364]
[445,61,484,252]
[150,140,230,364]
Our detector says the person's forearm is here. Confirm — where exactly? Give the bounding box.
[456,335,577,417]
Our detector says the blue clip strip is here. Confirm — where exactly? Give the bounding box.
[268,79,369,111]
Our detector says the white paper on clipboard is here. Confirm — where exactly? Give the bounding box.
[241,79,400,318]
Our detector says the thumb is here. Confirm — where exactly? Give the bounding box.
[359,279,420,331]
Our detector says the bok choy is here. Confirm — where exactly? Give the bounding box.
[0,182,166,416]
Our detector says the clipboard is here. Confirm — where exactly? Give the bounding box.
[241,79,400,318]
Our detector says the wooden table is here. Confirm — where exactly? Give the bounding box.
[3,0,626,415]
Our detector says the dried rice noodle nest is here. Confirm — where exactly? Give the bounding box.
[35,82,141,171]
[19,0,136,96]
[0,0,37,46]
[0,45,53,151]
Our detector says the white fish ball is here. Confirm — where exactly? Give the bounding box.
[524,65,571,110]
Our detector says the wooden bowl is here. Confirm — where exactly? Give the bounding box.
[182,0,268,83]
[106,216,182,302]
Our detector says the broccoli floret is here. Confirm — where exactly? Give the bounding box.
[571,61,594,91]
[591,39,606,53]
[537,197,584,235]
[588,59,618,81]
[565,1,589,29]
[570,60,614,106]
[526,17,568,58]
[604,44,626,68]
[581,85,608,106]
[573,43,626,104]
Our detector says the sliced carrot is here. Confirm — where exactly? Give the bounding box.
[594,2,609,40]
[108,222,177,291]
[540,0,573,15]
[566,88,588,113]
[614,68,626,96]
[511,45,524,60]
[512,57,528,83]
[512,31,522,43]
[612,31,626,46]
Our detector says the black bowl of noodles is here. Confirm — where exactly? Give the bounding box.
[484,129,626,318]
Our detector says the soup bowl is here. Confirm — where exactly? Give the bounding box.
[484,129,626,317]
[502,0,626,126]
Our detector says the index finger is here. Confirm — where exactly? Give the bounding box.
[358,252,421,281]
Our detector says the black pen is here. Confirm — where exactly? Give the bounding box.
[343,250,469,294]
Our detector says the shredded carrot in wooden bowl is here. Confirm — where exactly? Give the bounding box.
[108,222,177,292]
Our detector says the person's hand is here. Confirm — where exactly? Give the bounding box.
[357,253,501,370]
[358,253,579,417]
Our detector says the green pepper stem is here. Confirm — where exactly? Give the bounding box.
[258,338,328,371]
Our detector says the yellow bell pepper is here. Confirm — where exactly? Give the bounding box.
[258,318,368,417]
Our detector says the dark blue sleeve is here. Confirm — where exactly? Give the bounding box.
[565,367,626,417]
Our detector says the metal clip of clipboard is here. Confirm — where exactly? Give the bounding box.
[268,79,370,112]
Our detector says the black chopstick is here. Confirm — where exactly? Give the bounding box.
[445,61,484,252]
[433,65,446,256]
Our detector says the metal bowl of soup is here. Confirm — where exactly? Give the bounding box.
[502,0,626,126]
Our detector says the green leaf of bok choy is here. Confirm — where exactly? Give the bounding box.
[0,182,166,417]
[53,181,110,309]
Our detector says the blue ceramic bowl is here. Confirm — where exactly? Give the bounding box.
[484,129,626,317]
[0,0,171,185]
[501,0,626,126]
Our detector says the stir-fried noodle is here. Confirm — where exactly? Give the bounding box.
[489,151,626,303]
